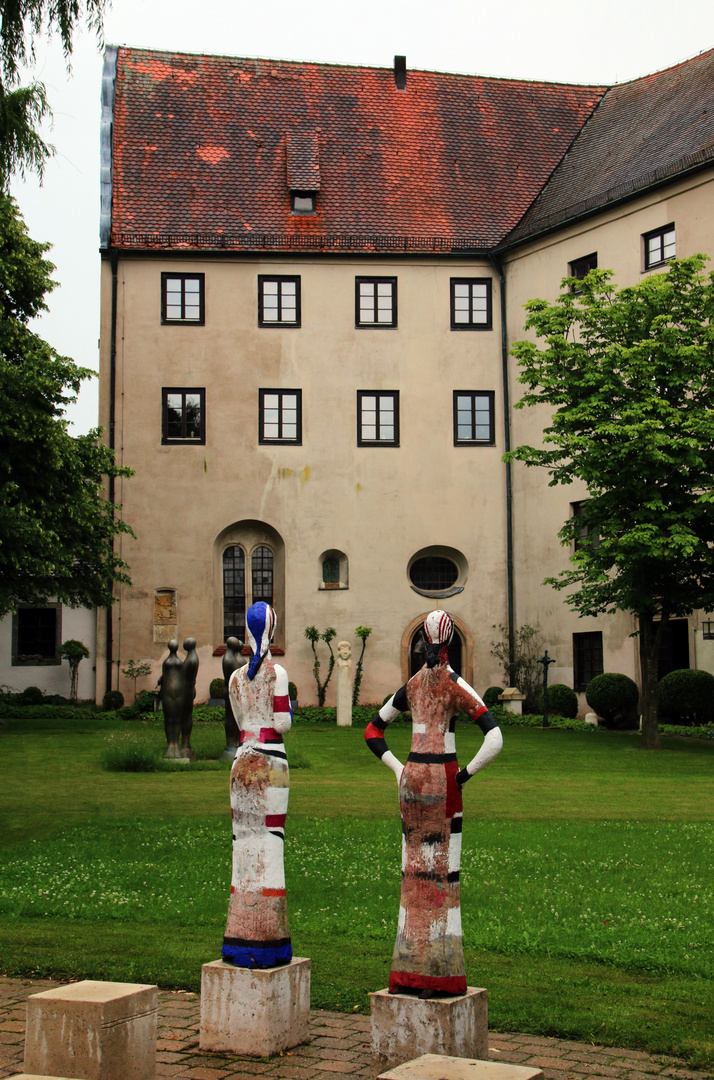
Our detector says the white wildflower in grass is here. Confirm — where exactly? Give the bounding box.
[0,817,711,978]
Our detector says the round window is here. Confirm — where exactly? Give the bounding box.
[409,556,458,592]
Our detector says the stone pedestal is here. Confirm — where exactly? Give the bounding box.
[498,688,525,715]
[10,1075,85,1080]
[378,1054,544,1080]
[336,657,352,727]
[370,988,488,1076]
[199,958,311,1056]
[24,980,157,1080]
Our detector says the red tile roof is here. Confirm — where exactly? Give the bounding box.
[109,48,605,253]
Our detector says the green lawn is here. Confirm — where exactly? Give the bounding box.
[0,714,712,1070]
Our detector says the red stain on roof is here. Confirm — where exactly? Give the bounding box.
[110,48,606,251]
[196,145,230,164]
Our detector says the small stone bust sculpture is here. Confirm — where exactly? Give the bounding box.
[336,641,352,727]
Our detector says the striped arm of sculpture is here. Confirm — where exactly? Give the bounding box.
[365,683,409,783]
[272,663,293,734]
[447,671,503,787]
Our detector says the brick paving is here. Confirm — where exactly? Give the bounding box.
[0,977,710,1080]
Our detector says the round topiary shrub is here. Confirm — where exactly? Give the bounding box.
[540,683,578,718]
[20,685,44,705]
[135,690,157,713]
[483,686,505,707]
[209,677,226,700]
[657,668,714,726]
[103,689,125,711]
[586,673,639,729]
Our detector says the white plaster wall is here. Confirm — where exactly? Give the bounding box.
[99,256,510,705]
[503,169,714,694]
[0,606,97,699]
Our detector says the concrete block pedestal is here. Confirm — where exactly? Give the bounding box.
[199,958,311,1057]
[370,988,488,1076]
[378,1054,544,1080]
[23,980,158,1080]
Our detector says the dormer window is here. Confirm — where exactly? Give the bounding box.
[286,132,320,217]
[291,191,316,214]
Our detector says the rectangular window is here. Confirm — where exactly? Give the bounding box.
[356,277,397,327]
[702,621,714,640]
[162,388,206,444]
[291,192,316,214]
[259,389,302,445]
[258,276,301,327]
[453,391,495,445]
[573,631,604,692]
[569,252,597,288]
[357,390,399,446]
[161,273,205,324]
[12,605,61,665]
[572,501,600,551]
[450,278,492,330]
[643,224,675,270]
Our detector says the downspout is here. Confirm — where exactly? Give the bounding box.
[106,248,118,694]
[489,254,515,682]
[100,46,118,695]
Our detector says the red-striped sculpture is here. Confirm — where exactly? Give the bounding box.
[366,610,503,996]
[222,602,293,968]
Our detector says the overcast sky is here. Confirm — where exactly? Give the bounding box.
[10,0,714,434]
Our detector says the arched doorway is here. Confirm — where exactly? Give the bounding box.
[409,626,463,677]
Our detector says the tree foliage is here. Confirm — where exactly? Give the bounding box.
[508,255,714,748]
[490,622,543,711]
[59,637,89,700]
[304,625,336,706]
[0,0,104,186]
[0,192,132,616]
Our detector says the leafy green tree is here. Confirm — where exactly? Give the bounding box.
[121,659,152,703]
[0,192,132,616]
[304,626,336,706]
[352,625,372,706]
[0,0,104,186]
[508,255,714,749]
[59,638,90,701]
[490,622,543,712]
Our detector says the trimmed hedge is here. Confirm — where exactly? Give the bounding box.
[658,668,714,725]
[209,678,226,700]
[586,673,639,729]
[483,686,505,707]
[540,683,578,718]
[103,690,124,711]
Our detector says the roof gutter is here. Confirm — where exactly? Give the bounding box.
[489,253,515,683]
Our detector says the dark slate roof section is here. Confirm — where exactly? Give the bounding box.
[108,48,605,253]
[504,48,714,248]
[287,132,321,191]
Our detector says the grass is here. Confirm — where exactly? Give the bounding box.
[0,714,712,1069]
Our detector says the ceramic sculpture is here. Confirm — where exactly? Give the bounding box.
[222,602,293,968]
[365,609,503,996]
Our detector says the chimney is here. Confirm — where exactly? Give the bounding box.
[394,55,406,90]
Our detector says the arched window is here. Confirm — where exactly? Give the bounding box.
[223,546,246,642]
[252,546,274,606]
[215,521,285,651]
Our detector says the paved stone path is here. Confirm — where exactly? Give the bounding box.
[0,977,709,1080]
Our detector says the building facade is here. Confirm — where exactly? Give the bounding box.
[96,46,714,707]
